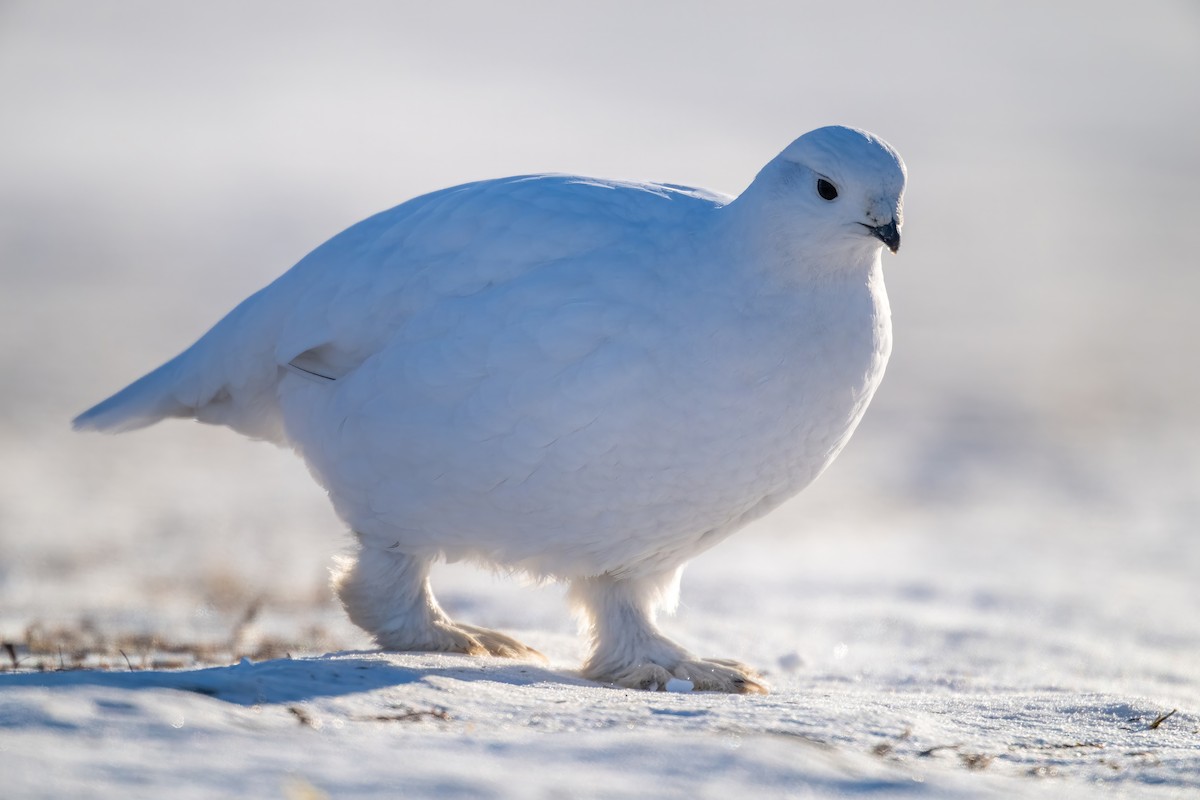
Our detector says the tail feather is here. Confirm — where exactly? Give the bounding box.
[74,279,301,441]
[72,357,193,433]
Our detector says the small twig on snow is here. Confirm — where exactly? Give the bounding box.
[1008,741,1104,751]
[230,597,264,657]
[1148,709,1177,730]
[356,706,450,723]
[871,727,912,757]
[288,705,319,729]
[917,744,963,758]
[960,752,994,771]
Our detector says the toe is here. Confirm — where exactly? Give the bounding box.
[375,621,487,655]
[703,657,762,677]
[609,663,675,691]
[675,659,769,694]
[458,624,546,662]
[589,659,767,694]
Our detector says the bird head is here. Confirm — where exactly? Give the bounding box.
[736,126,907,267]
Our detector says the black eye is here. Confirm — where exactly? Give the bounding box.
[816,178,838,201]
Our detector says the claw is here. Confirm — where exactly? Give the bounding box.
[596,658,768,694]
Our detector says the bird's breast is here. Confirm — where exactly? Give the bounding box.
[285,256,891,577]
[660,271,891,501]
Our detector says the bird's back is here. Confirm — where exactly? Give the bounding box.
[73,174,729,441]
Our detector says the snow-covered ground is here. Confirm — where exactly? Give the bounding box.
[2,2,1198,797]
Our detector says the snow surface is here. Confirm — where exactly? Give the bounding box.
[2,2,1198,798]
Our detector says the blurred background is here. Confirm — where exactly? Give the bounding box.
[1,2,1197,667]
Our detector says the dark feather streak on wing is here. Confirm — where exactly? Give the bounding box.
[285,357,338,382]
[284,343,371,383]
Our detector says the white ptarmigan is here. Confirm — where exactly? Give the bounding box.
[76,125,905,693]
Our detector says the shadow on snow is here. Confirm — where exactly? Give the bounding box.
[0,650,588,706]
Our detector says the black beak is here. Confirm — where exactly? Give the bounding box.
[866,220,901,253]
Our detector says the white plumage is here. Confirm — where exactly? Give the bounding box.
[76,125,906,692]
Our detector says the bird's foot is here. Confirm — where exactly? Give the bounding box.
[333,547,544,662]
[571,571,767,694]
[375,620,545,662]
[591,657,767,694]
[457,623,546,661]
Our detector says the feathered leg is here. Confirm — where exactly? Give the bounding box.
[333,542,541,660]
[569,568,766,693]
